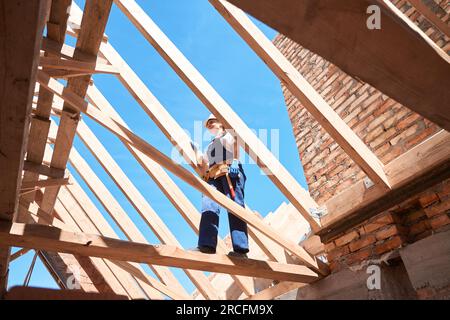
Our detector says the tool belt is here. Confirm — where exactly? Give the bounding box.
[203,162,230,181]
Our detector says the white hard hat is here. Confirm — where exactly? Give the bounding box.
[204,113,218,128]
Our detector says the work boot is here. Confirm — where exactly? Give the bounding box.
[227,251,248,258]
[188,246,216,254]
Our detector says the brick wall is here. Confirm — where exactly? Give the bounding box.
[273,0,450,299]
[274,0,448,204]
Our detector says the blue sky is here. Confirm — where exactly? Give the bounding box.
[9,0,307,296]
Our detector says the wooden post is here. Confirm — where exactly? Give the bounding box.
[0,0,49,296]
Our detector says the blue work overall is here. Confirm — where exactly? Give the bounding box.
[198,135,249,253]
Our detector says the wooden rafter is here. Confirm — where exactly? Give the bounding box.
[226,0,450,132]
[319,130,450,241]
[112,0,322,231]
[18,0,72,225]
[210,0,390,190]
[39,57,118,76]
[38,72,328,276]
[58,144,196,299]
[38,0,113,219]
[86,84,256,296]
[407,0,450,38]
[63,121,220,299]
[0,0,49,295]
[0,222,319,283]
[57,176,188,300]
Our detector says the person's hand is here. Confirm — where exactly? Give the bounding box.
[228,159,240,178]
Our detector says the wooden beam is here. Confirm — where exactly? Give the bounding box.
[98,43,201,173]
[71,122,221,300]
[86,84,256,296]
[39,0,113,219]
[39,57,119,75]
[21,178,70,191]
[22,161,65,179]
[0,222,319,283]
[0,0,49,296]
[319,130,450,241]
[112,0,322,230]
[38,197,131,296]
[5,286,127,300]
[225,0,450,132]
[39,72,328,276]
[68,3,201,174]
[407,0,450,39]
[58,176,184,299]
[245,281,306,300]
[41,38,109,65]
[9,249,31,263]
[62,148,192,299]
[55,187,162,300]
[18,0,72,236]
[210,0,390,190]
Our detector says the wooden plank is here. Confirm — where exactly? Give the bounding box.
[38,195,129,295]
[72,121,221,300]
[245,281,306,300]
[68,2,201,174]
[39,57,119,75]
[22,161,65,179]
[408,0,450,38]
[210,0,390,190]
[319,131,450,241]
[55,187,160,300]
[0,222,319,283]
[112,0,322,230]
[98,43,201,173]
[226,0,450,132]
[62,149,191,299]
[18,0,72,233]
[0,0,49,296]
[21,178,70,190]
[41,38,109,65]
[5,286,127,300]
[86,84,255,296]
[9,249,31,262]
[39,0,113,217]
[39,72,328,276]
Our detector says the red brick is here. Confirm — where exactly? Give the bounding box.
[334,230,359,246]
[405,126,439,150]
[345,247,372,265]
[349,235,377,252]
[424,201,450,218]
[327,245,350,261]
[437,180,450,200]
[364,213,397,233]
[430,214,450,230]
[375,224,405,241]
[418,192,439,208]
[396,113,421,130]
[374,236,404,255]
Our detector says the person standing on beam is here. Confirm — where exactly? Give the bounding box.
[192,114,249,257]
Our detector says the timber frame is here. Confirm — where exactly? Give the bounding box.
[0,0,448,300]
